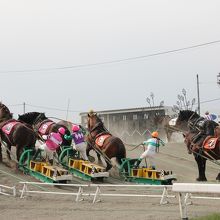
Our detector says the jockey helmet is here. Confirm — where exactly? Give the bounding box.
[205,111,209,115]
[88,109,96,116]
[58,127,65,135]
[72,125,80,132]
[151,131,159,138]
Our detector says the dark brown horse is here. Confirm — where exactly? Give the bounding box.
[0,103,36,163]
[176,110,220,181]
[86,111,126,171]
[18,112,72,147]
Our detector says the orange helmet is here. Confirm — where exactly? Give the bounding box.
[151,131,159,138]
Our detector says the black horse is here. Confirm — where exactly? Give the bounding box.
[176,110,220,181]
[0,103,36,163]
[18,112,72,146]
[86,111,126,171]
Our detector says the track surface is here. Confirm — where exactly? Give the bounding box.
[0,142,220,220]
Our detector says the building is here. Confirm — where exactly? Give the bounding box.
[80,106,175,145]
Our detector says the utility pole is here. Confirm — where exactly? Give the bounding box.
[66,98,70,120]
[23,102,26,114]
[196,74,200,115]
[217,73,220,87]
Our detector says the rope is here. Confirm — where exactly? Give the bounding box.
[125,143,143,151]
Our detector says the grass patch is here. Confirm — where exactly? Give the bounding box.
[192,213,220,220]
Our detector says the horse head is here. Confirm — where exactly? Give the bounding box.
[176,110,200,131]
[0,102,13,121]
[87,110,103,132]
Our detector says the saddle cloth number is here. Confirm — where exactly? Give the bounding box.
[203,137,218,150]
[95,135,111,148]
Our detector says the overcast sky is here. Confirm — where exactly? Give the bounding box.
[0,0,220,122]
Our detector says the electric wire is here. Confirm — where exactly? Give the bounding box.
[0,40,220,74]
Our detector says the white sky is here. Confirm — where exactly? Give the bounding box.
[0,0,220,122]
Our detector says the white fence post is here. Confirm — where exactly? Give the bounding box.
[93,186,101,203]
[160,186,169,205]
[75,186,84,202]
[178,192,188,220]
[20,183,28,198]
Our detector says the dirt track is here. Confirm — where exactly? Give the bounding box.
[0,142,220,220]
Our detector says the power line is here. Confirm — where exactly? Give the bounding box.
[0,40,220,74]
[25,103,82,113]
[200,97,220,104]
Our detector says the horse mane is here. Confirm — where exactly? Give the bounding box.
[178,110,200,121]
[18,112,47,124]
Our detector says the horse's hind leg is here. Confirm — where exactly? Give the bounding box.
[106,162,112,171]
[16,146,23,163]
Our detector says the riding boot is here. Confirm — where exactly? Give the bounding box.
[32,149,41,160]
[133,158,142,168]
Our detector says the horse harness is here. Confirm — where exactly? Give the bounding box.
[87,121,112,165]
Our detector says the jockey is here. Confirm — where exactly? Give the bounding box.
[35,127,65,163]
[133,131,165,169]
[204,111,212,120]
[189,113,218,146]
[64,124,88,161]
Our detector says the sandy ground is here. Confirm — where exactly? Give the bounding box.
[1,142,220,220]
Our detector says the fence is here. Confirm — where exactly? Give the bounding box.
[19,181,174,204]
[172,183,220,220]
[0,184,16,197]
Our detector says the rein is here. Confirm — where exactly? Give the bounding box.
[190,146,220,166]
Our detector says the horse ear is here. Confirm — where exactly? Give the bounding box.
[182,133,186,138]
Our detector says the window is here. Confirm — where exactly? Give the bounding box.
[133,114,138,120]
[144,114,149,119]
[123,115,126,121]
[112,116,116,122]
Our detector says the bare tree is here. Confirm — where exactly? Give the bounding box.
[146,92,164,107]
[172,88,196,113]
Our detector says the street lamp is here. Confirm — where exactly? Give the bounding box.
[217,73,220,86]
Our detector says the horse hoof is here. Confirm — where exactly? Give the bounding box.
[196,177,207,182]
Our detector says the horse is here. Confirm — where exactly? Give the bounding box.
[18,112,72,147]
[86,111,126,171]
[0,103,36,164]
[176,110,220,181]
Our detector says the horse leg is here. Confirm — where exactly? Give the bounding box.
[6,145,11,161]
[0,142,2,162]
[105,159,112,171]
[16,145,24,163]
[194,155,207,181]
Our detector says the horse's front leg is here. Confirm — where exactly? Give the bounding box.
[6,145,12,161]
[194,154,207,181]
[0,142,2,162]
